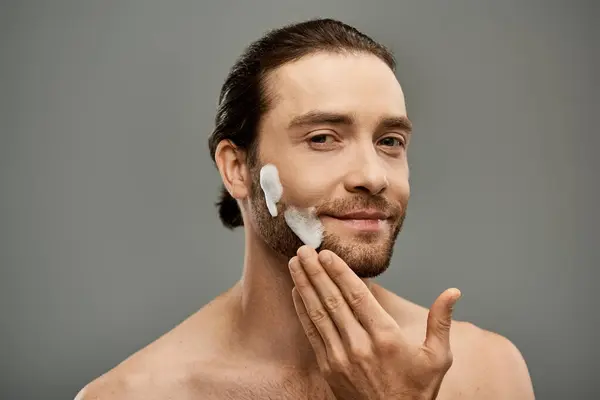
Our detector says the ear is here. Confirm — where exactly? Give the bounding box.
[214,139,251,200]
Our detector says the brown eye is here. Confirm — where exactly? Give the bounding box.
[379,136,405,147]
[310,134,335,144]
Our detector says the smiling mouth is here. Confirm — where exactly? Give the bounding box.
[334,209,390,220]
[321,214,389,232]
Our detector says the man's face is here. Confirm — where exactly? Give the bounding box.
[247,52,411,278]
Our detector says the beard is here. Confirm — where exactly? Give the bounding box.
[247,162,408,278]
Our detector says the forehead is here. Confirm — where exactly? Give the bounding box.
[262,52,407,124]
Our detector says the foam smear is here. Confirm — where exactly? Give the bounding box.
[259,164,283,217]
[284,206,324,249]
[259,164,324,248]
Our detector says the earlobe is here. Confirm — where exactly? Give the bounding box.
[214,140,250,200]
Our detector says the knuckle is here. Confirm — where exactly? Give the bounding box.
[292,274,312,288]
[437,317,452,332]
[348,289,368,308]
[307,307,329,323]
[348,343,373,363]
[329,353,350,372]
[429,314,452,333]
[374,333,402,354]
[380,340,401,354]
[440,350,454,370]
[304,325,321,341]
[374,330,398,347]
[428,349,454,372]
[305,265,323,277]
[295,280,312,289]
[323,295,344,312]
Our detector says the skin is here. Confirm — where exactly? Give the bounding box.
[76,52,536,399]
[246,50,409,278]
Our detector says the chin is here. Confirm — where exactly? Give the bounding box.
[323,227,392,247]
[348,257,392,279]
[319,233,394,278]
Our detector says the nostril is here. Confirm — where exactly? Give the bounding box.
[353,185,371,194]
[352,184,386,196]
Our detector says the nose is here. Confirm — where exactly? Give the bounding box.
[344,145,389,195]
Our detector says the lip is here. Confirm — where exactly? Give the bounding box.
[331,209,390,220]
[321,209,391,233]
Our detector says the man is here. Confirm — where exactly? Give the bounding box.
[77,18,535,399]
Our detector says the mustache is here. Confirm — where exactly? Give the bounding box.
[314,195,404,218]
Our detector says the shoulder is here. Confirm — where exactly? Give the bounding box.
[73,371,131,400]
[460,324,535,398]
[441,320,535,399]
[72,345,183,400]
[73,355,210,400]
[73,292,237,399]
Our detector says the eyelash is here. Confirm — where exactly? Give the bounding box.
[308,134,406,149]
[378,136,406,148]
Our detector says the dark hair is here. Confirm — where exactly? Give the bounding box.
[208,18,396,229]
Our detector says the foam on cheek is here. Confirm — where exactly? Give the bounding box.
[259,164,283,217]
[259,164,324,248]
[284,206,324,249]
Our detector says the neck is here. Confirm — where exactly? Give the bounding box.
[231,227,374,369]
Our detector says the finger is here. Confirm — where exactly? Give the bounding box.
[424,288,461,353]
[317,249,398,335]
[291,286,329,370]
[289,256,344,354]
[296,246,369,346]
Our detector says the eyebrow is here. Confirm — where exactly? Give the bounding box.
[287,110,413,134]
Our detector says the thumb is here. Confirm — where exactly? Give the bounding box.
[424,288,461,353]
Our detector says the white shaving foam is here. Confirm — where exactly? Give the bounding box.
[284,206,324,248]
[259,164,283,217]
[259,164,324,248]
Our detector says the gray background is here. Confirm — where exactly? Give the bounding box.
[1,1,597,399]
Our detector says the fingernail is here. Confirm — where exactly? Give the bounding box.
[319,251,332,266]
[453,288,462,302]
[297,246,312,261]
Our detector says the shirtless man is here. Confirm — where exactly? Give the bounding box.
[77,18,535,399]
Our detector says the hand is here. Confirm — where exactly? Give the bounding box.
[289,245,461,400]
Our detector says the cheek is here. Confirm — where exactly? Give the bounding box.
[389,173,410,201]
[278,166,341,208]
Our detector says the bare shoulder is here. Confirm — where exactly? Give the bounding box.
[376,286,535,399]
[449,323,535,399]
[73,370,131,400]
[74,289,238,399]
[73,364,208,400]
[74,325,221,399]
[72,340,199,400]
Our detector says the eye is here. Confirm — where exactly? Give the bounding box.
[309,134,336,145]
[307,133,340,150]
[378,136,405,148]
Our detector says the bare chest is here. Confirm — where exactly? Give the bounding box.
[136,361,476,400]
[195,371,336,400]
[195,366,478,400]
[195,378,469,400]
